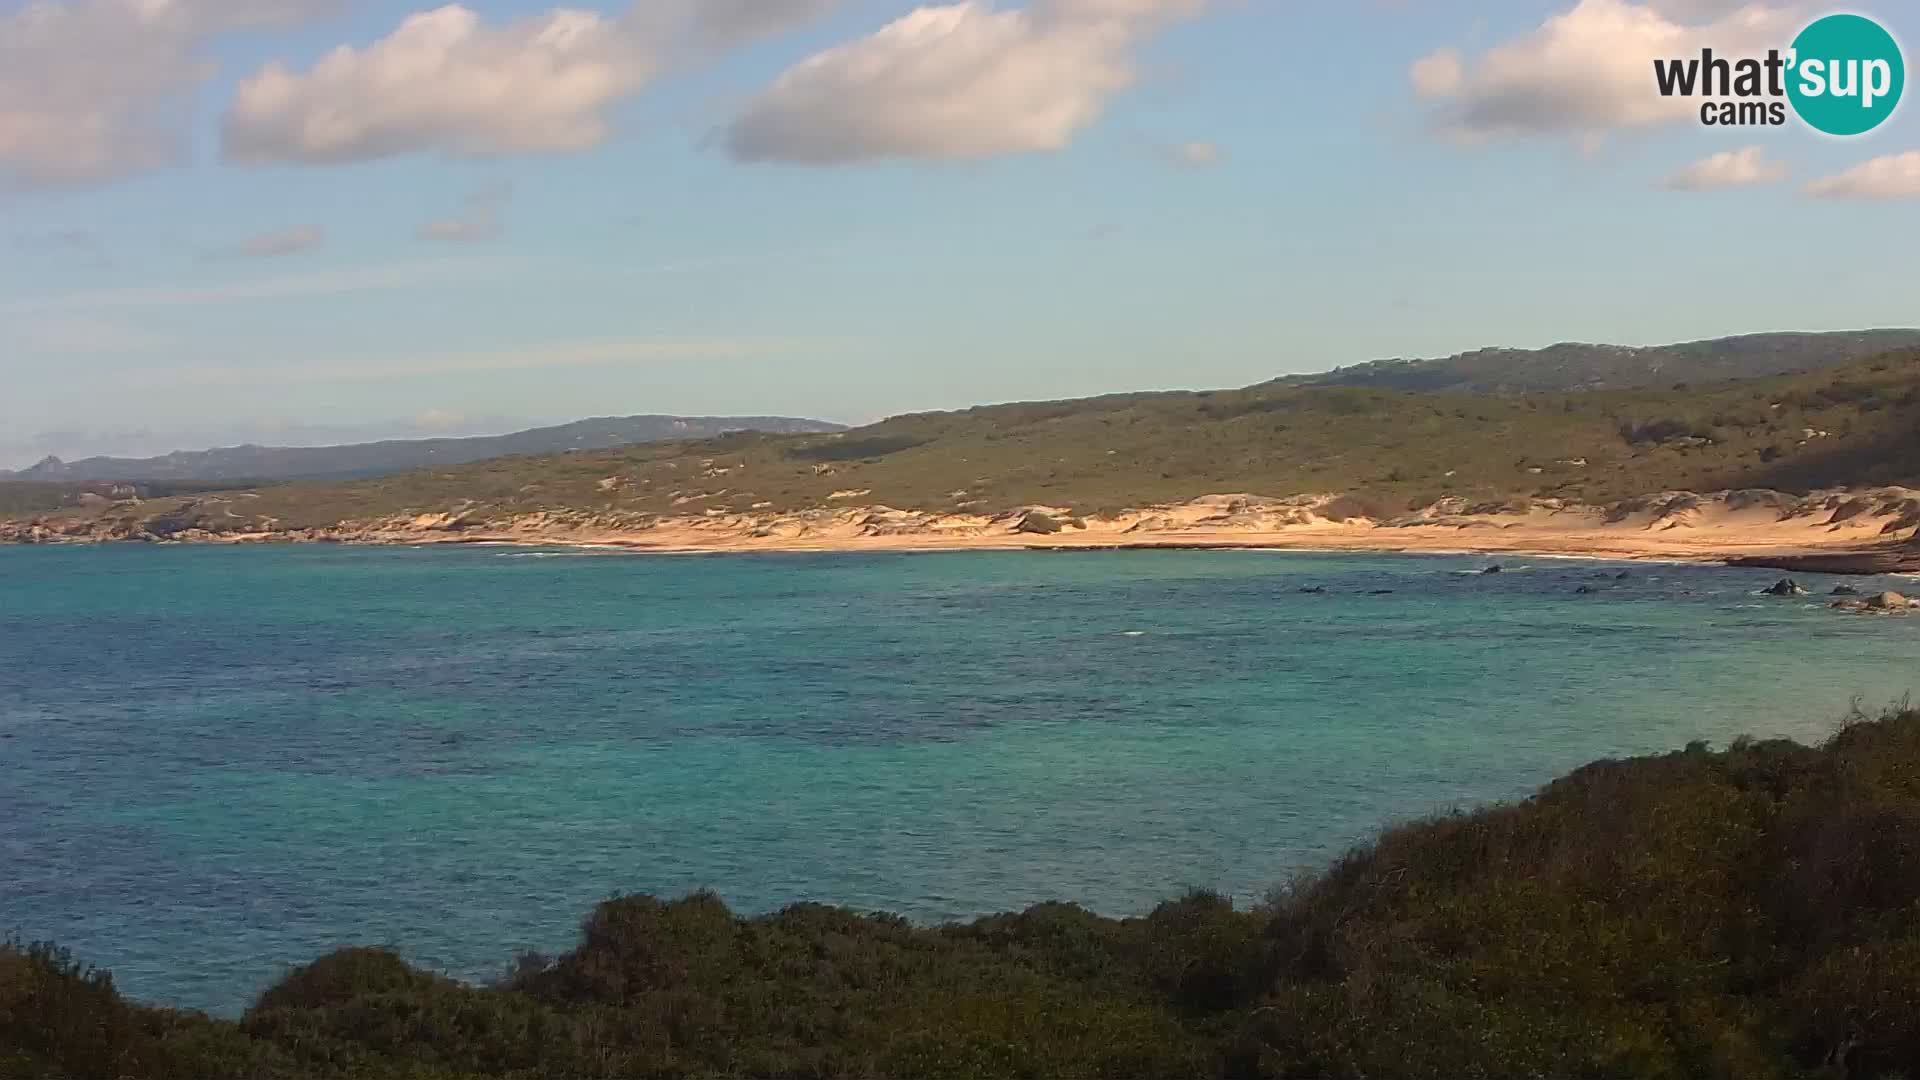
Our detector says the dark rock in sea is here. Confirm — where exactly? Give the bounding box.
[1761,578,1807,597]
[1829,592,1914,613]
[1831,584,1862,596]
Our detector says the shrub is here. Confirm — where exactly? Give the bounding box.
[10,709,1920,1078]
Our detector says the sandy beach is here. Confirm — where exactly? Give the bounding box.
[111,488,1912,570]
[8,487,1920,571]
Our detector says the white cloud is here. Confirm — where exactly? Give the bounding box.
[1659,145,1786,190]
[727,0,1204,164]
[221,1,845,165]
[224,5,662,164]
[1805,152,1920,199]
[0,0,335,187]
[417,183,513,243]
[1409,48,1464,98]
[1409,0,1800,142]
[213,223,327,259]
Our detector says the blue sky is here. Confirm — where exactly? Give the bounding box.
[1,0,1917,465]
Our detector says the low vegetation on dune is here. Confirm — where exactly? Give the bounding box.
[8,707,1920,1078]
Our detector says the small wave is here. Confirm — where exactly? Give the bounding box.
[1525,553,1701,567]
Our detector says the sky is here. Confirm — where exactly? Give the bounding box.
[2,0,1918,466]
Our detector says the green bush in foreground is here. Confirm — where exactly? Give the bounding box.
[7,709,1920,1079]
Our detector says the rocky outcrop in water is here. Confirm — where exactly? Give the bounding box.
[1830,591,1918,613]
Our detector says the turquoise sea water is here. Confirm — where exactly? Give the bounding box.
[3,544,1918,1016]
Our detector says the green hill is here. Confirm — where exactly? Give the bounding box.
[10,346,1920,535]
[0,480,257,517]
[1274,329,1920,395]
[229,347,1920,530]
[8,706,1920,1078]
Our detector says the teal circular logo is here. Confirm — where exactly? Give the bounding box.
[1787,14,1905,136]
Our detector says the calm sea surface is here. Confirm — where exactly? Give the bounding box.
[3,544,1917,1015]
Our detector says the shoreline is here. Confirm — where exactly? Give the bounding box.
[368,530,1766,564]
[6,487,1919,573]
[10,519,1912,575]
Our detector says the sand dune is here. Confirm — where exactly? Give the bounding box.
[9,488,1919,571]
[238,489,1920,568]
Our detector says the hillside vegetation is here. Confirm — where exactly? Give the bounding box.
[1273,330,1920,395]
[171,347,1920,530]
[7,707,1920,1079]
[9,348,1920,534]
[0,480,256,517]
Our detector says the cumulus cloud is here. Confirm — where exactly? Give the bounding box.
[210,223,327,259]
[1658,145,1787,190]
[1409,48,1464,98]
[1805,152,1920,199]
[1409,0,1800,141]
[224,6,663,164]
[727,0,1204,164]
[417,183,513,243]
[0,0,335,187]
[221,1,844,165]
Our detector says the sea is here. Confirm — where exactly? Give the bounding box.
[3,543,1917,1016]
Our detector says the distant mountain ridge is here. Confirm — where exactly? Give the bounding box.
[1272,330,1920,395]
[0,415,846,485]
[10,330,1917,490]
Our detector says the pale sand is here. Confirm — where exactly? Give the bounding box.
[317,490,1920,566]
[10,489,1917,568]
